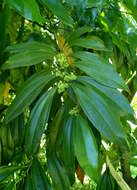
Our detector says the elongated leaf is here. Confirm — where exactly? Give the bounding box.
[6,0,45,23]
[2,42,56,69]
[77,76,134,118]
[71,36,108,51]
[25,175,34,190]
[25,87,56,154]
[0,165,20,182]
[31,159,51,190]
[74,51,127,90]
[0,140,2,165]
[122,0,137,23]
[10,114,25,147]
[48,106,65,152]
[0,125,14,163]
[63,117,75,184]
[3,181,15,190]
[47,153,70,190]
[71,83,127,147]
[74,115,98,181]
[41,0,74,27]
[6,41,56,53]
[5,69,55,123]
[68,26,92,41]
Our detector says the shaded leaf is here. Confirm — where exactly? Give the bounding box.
[48,106,65,152]
[25,175,34,190]
[31,159,51,190]
[63,116,75,184]
[5,69,55,123]
[3,181,15,190]
[25,87,56,154]
[0,165,20,182]
[47,153,70,190]
[41,0,74,27]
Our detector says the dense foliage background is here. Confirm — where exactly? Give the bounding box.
[0,0,137,189]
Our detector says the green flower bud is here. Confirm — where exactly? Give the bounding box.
[64,72,77,82]
[57,81,69,93]
[56,53,69,68]
[69,106,79,116]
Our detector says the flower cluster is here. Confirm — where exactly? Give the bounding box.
[55,53,77,94]
[69,106,79,116]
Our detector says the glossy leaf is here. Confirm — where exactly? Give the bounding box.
[71,36,108,51]
[31,159,51,190]
[74,51,128,90]
[48,106,65,152]
[71,83,127,147]
[77,76,134,118]
[0,165,20,182]
[6,41,56,53]
[74,115,98,181]
[47,153,70,190]
[5,69,55,123]
[2,41,56,69]
[6,0,45,23]
[25,87,56,154]
[63,117,75,184]
[41,0,74,27]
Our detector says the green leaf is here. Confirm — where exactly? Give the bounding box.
[122,0,137,23]
[2,41,56,69]
[63,117,75,184]
[41,0,74,27]
[25,175,34,190]
[0,83,4,104]
[68,26,92,41]
[74,115,98,181]
[10,114,25,147]
[0,125,14,162]
[31,159,51,190]
[129,157,137,167]
[77,76,134,118]
[47,153,70,190]
[6,0,45,23]
[71,83,127,147]
[71,36,108,51]
[87,0,106,8]
[48,106,65,152]
[25,87,56,155]
[3,181,15,190]
[0,165,20,182]
[5,69,55,123]
[6,41,56,53]
[74,51,128,90]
